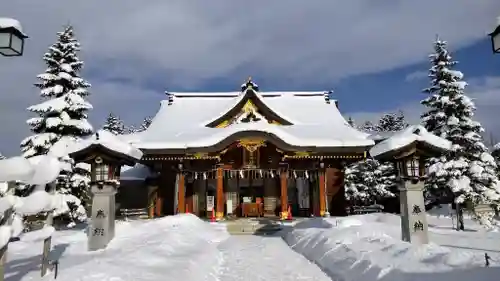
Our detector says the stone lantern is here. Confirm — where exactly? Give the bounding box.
[370,126,451,245]
[68,131,143,251]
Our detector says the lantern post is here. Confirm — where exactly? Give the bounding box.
[370,126,451,245]
[68,131,142,251]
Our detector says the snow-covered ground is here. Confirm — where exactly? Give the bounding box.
[6,211,500,281]
[7,214,228,281]
[284,209,500,281]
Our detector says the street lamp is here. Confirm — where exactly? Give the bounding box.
[489,17,500,54]
[0,18,28,57]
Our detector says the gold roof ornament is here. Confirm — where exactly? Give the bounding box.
[241,76,259,92]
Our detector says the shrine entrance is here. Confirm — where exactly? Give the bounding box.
[143,133,359,220]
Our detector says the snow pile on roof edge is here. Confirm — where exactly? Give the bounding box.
[369,125,451,158]
[63,130,143,160]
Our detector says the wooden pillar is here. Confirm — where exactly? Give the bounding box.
[319,167,326,217]
[177,172,185,213]
[147,185,158,218]
[280,168,288,220]
[216,167,224,220]
[155,196,163,216]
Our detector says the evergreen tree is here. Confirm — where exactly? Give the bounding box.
[126,125,137,134]
[347,117,355,127]
[102,113,125,135]
[376,111,409,132]
[358,121,376,132]
[20,25,92,226]
[345,159,396,205]
[137,116,153,132]
[0,153,5,160]
[421,38,500,229]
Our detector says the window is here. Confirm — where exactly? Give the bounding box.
[95,164,109,181]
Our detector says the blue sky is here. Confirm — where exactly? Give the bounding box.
[1,1,500,156]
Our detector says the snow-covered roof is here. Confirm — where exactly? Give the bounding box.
[367,131,398,142]
[0,17,27,37]
[67,130,143,162]
[369,125,451,159]
[127,89,373,151]
[120,164,154,181]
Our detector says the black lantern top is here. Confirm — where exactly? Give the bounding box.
[489,20,500,54]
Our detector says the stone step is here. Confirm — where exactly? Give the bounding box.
[225,221,282,235]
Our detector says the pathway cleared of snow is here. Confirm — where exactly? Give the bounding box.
[217,235,332,281]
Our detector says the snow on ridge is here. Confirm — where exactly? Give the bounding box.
[135,122,374,149]
[369,125,451,158]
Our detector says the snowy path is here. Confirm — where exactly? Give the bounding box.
[216,236,332,281]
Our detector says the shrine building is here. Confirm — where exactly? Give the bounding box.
[118,78,375,220]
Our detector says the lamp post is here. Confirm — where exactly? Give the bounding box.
[0,18,28,57]
[489,16,500,54]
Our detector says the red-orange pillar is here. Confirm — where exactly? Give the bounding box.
[177,172,185,213]
[216,167,224,220]
[319,167,326,217]
[155,196,163,217]
[280,168,288,220]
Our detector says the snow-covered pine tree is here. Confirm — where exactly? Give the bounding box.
[421,38,500,229]
[126,125,137,134]
[137,116,152,132]
[358,121,376,132]
[376,111,409,132]
[0,153,5,160]
[20,25,92,226]
[492,143,500,166]
[102,112,125,135]
[347,117,355,127]
[344,158,396,205]
[345,112,403,208]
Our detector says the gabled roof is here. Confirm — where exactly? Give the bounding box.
[124,81,374,151]
[369,125,451,160]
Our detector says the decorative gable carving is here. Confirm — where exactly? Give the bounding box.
[208,78,293,128]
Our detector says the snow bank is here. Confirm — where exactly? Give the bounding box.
[284,214,499,281]
[370,125,451,158]
[25,155,62,185]
[7,214,229,281]
[20,226,55,242]
[0,157,34,183]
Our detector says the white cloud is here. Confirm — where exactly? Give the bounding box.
[405,70,428,82]
[1,0,500,155]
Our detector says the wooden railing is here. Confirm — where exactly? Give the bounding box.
[347,205,384,215]
[120,208,148,220]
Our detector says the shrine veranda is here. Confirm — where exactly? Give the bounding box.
[116,80,375,220]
